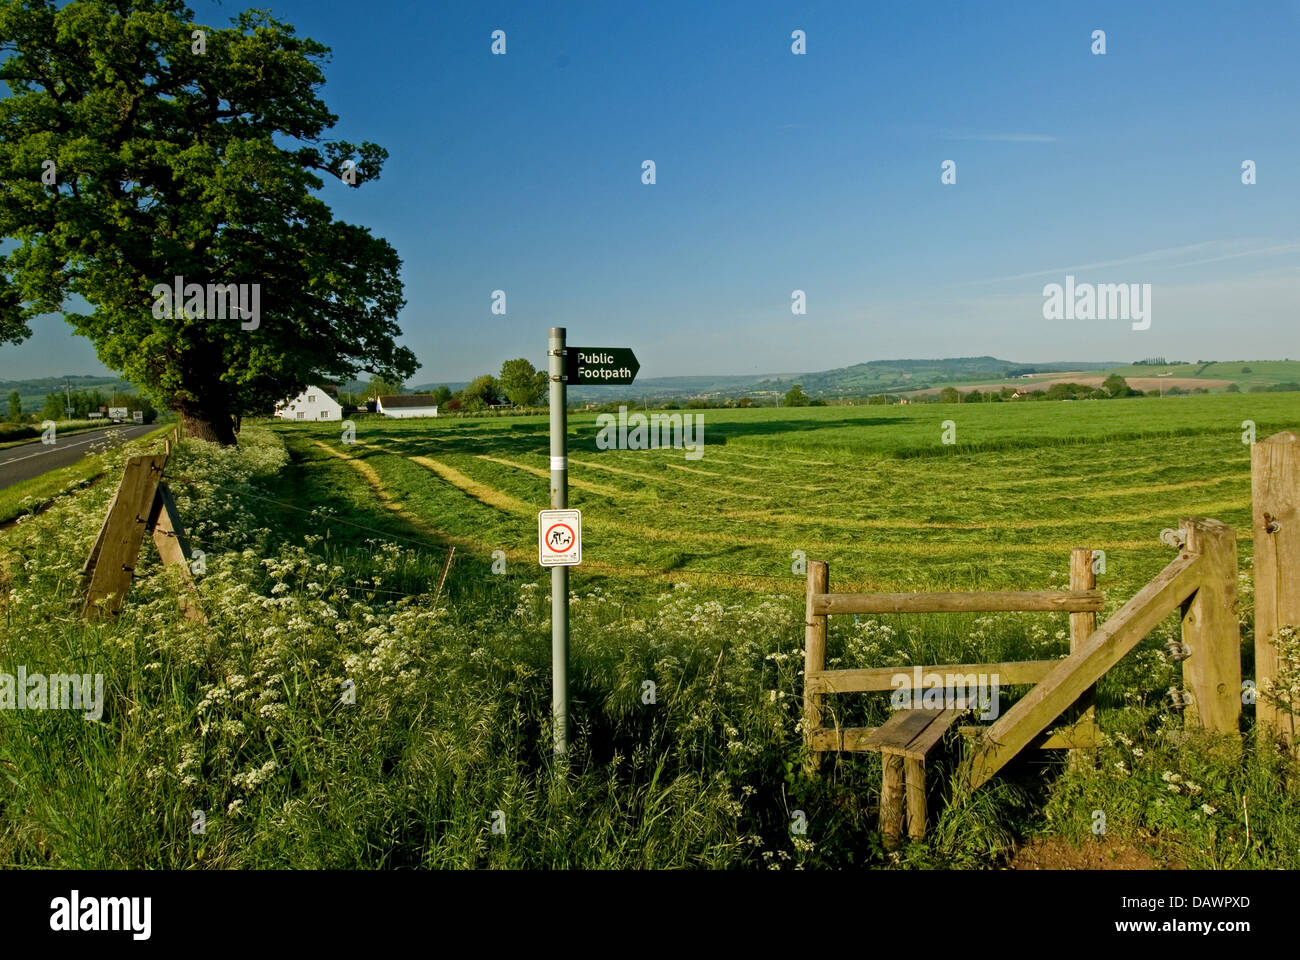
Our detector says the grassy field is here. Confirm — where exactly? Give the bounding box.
[278,395,1298,597]
[1,395,1297,869]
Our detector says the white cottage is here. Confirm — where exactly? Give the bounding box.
[376,395,439,418]
[276,385,343,421]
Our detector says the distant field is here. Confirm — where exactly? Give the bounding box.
[908,374,1236,395]
[268,394,1299,600]
[900,360,1300,397]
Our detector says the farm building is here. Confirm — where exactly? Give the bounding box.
[377,394,439,418]
[275,385,342,421]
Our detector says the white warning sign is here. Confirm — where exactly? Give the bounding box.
[539,509,582,567]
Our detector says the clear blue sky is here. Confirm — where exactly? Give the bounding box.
[4,0,1299,383]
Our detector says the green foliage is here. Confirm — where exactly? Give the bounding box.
[40,392,65,421]
[37,385,146,419]
[1103,374,1131,397]
[0,0,416,440]
[498,359,546,407]
[459,374,500,411]
[6,390,19,420]
[939,387,960,403]
[782,383,808,407]
[364,377,404,401]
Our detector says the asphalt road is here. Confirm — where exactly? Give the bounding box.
[0,424,156,491]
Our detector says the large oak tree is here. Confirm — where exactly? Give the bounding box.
[0,0,416,443]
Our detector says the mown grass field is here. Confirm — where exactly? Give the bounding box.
[279,394,1298,598]
[1,394,1296,869]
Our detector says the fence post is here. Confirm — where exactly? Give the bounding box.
[803,560,829,774]
[1069,546,1097,769]
[1179,517,1242,743]
[1252,430,1299,751]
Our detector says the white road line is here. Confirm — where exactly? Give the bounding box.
[0,427,136,466]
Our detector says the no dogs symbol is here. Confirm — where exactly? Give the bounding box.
[545,523,575,551]
[538,509,582,566]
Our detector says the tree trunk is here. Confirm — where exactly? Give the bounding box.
[180,410,238,445]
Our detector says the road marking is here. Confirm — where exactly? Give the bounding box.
[0,426,139,466]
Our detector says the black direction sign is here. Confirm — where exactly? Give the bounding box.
[565,347,639,385]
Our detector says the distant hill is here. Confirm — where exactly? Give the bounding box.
[563,357,1122,402]
[0,374,138,415]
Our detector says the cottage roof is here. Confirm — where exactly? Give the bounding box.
[378,394,439,407]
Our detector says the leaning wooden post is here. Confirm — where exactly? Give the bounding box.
[803,560,829,774]
[1179,518,1242,745]
[1252,431,1299,752]
[81,454,168,620]
[1069,546,1098,770]
[146,481,205,623]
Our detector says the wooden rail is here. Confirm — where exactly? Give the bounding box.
[811,589,1103,616]
[807,659,1058,695]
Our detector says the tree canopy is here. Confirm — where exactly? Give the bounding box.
[0,0,416,443]
[498,358,547,407]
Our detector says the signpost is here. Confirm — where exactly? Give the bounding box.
[546,328,637,756]
[132,410,144,424]
[108,406,128,421]
[565,347,639,385]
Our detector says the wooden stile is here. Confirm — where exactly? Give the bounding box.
[1252,430,1299,751]
[966,547,1206,789]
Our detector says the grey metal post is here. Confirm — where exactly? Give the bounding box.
[548,327,569,755]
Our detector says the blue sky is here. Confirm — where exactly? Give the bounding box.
[4,0,1299,383]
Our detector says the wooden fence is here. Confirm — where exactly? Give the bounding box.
[803,516,1241,841]
[803,427,1299,842]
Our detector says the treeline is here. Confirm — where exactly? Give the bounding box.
[20,388,158,422]
[341,358,549,414]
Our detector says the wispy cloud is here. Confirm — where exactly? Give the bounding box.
[970,240,1300,285]
[939,132,1061,143]
[1170,242,1300,269]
